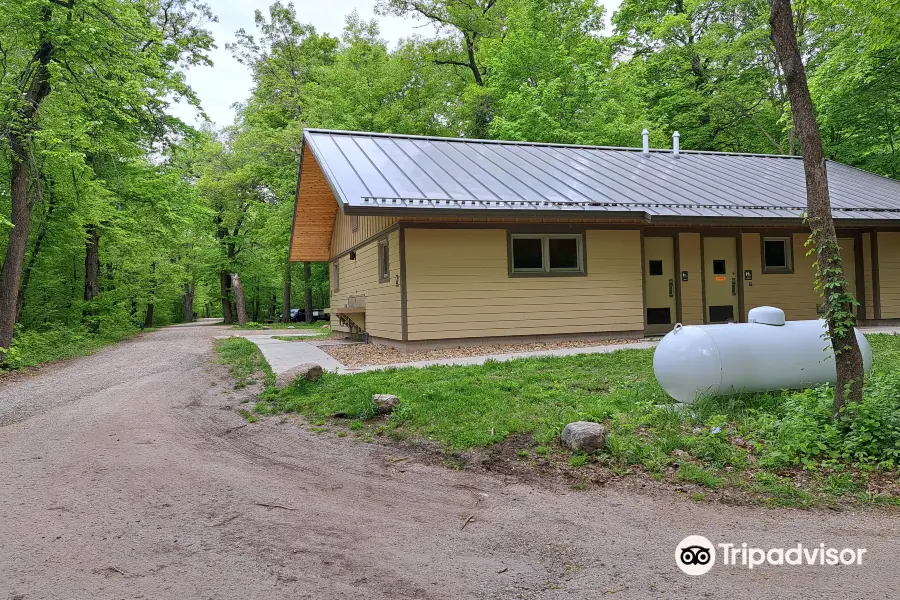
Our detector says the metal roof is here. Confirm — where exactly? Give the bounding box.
[302,129,900,221]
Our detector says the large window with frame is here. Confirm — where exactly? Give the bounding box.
[378,237,390,282]
[762,236,793,273]
[510,233,585,275]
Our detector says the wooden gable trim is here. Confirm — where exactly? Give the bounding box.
[289,145,340,262]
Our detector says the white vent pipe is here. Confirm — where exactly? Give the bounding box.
[642,128,650,155]
[673,131,680,158]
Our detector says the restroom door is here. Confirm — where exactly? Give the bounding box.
[703,237,739,323]
[644,237,677,334]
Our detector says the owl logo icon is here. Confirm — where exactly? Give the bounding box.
[676,536,716,575]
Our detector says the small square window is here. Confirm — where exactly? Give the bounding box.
[713,259,726,275]
[763,237,793,273]
[378,238,390,282]
[649,260,663,276]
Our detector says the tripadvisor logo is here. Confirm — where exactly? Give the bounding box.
[675,535,868,575]
[676,535,716,576]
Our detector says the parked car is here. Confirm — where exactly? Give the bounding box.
[290,308,326,322]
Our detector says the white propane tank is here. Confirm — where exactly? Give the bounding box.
[653,306,873,403]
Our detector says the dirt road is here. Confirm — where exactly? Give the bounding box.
[1,322,898,599]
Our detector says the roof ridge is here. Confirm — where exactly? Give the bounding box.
[303,128,806,160]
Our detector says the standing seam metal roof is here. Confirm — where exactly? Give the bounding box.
[303,129,900,221]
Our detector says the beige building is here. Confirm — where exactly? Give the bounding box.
[289,129,900,347]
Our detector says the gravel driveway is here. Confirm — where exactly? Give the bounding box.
[1,322,898,599]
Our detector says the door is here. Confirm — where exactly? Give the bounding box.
[644,237,677,334]
[703,237,739,323]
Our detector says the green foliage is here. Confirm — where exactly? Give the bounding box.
[2,323,140,370]
[676,463,722,488]
[760,375,900,469]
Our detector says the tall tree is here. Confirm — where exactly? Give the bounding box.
[0,0,214,358]
[769,0,865,412]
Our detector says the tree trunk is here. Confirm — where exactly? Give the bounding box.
[303,261,313,323]
[282,260,292,323]
[230,272,249,326]
[83,224,100,302]
[144,303,154,329]
[0,161,33,356]
[219,270,234,324]
[183,281,195,322]
[0,8,54,361]
[16,177,56,319]
[769,0,865,413]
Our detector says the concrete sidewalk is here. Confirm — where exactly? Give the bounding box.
[243,335,345,374]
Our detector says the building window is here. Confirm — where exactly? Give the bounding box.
[332,261,339,292]
[713,259,726,275]
[510,234,585,276]
[378,237,390,282]
[762,237,793,273]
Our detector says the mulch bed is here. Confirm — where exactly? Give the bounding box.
[322,337,643,368]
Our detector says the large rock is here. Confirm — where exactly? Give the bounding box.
[372,394,400,415]
[275,363,323,388]
[560,421,607,452]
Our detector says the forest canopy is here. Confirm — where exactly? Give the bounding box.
[0,0,897,367]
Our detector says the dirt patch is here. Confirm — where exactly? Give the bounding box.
[323,337,644,367]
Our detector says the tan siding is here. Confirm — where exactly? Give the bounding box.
[290,150,339,262]
[330,210,398,257]
[330,231,402,339]
[678,233,703,325]
[877,232,900,319]
[741,233,820,320]
[404,229,643,341]
[740,233,859,321]
[863,233,875,318]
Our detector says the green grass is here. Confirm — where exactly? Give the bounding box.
[272,334,330,342]
[216,334,900,506]
[2,323,149,370]
[676,463,722,488]
[215,337,275,389]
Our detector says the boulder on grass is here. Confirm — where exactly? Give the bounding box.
[560,421,607,452]
[276,363,323,388]
[372,394,400,415]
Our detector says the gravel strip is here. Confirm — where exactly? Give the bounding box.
[323,337,645,368]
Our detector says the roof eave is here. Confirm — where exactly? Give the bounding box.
[342,204,651,221]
